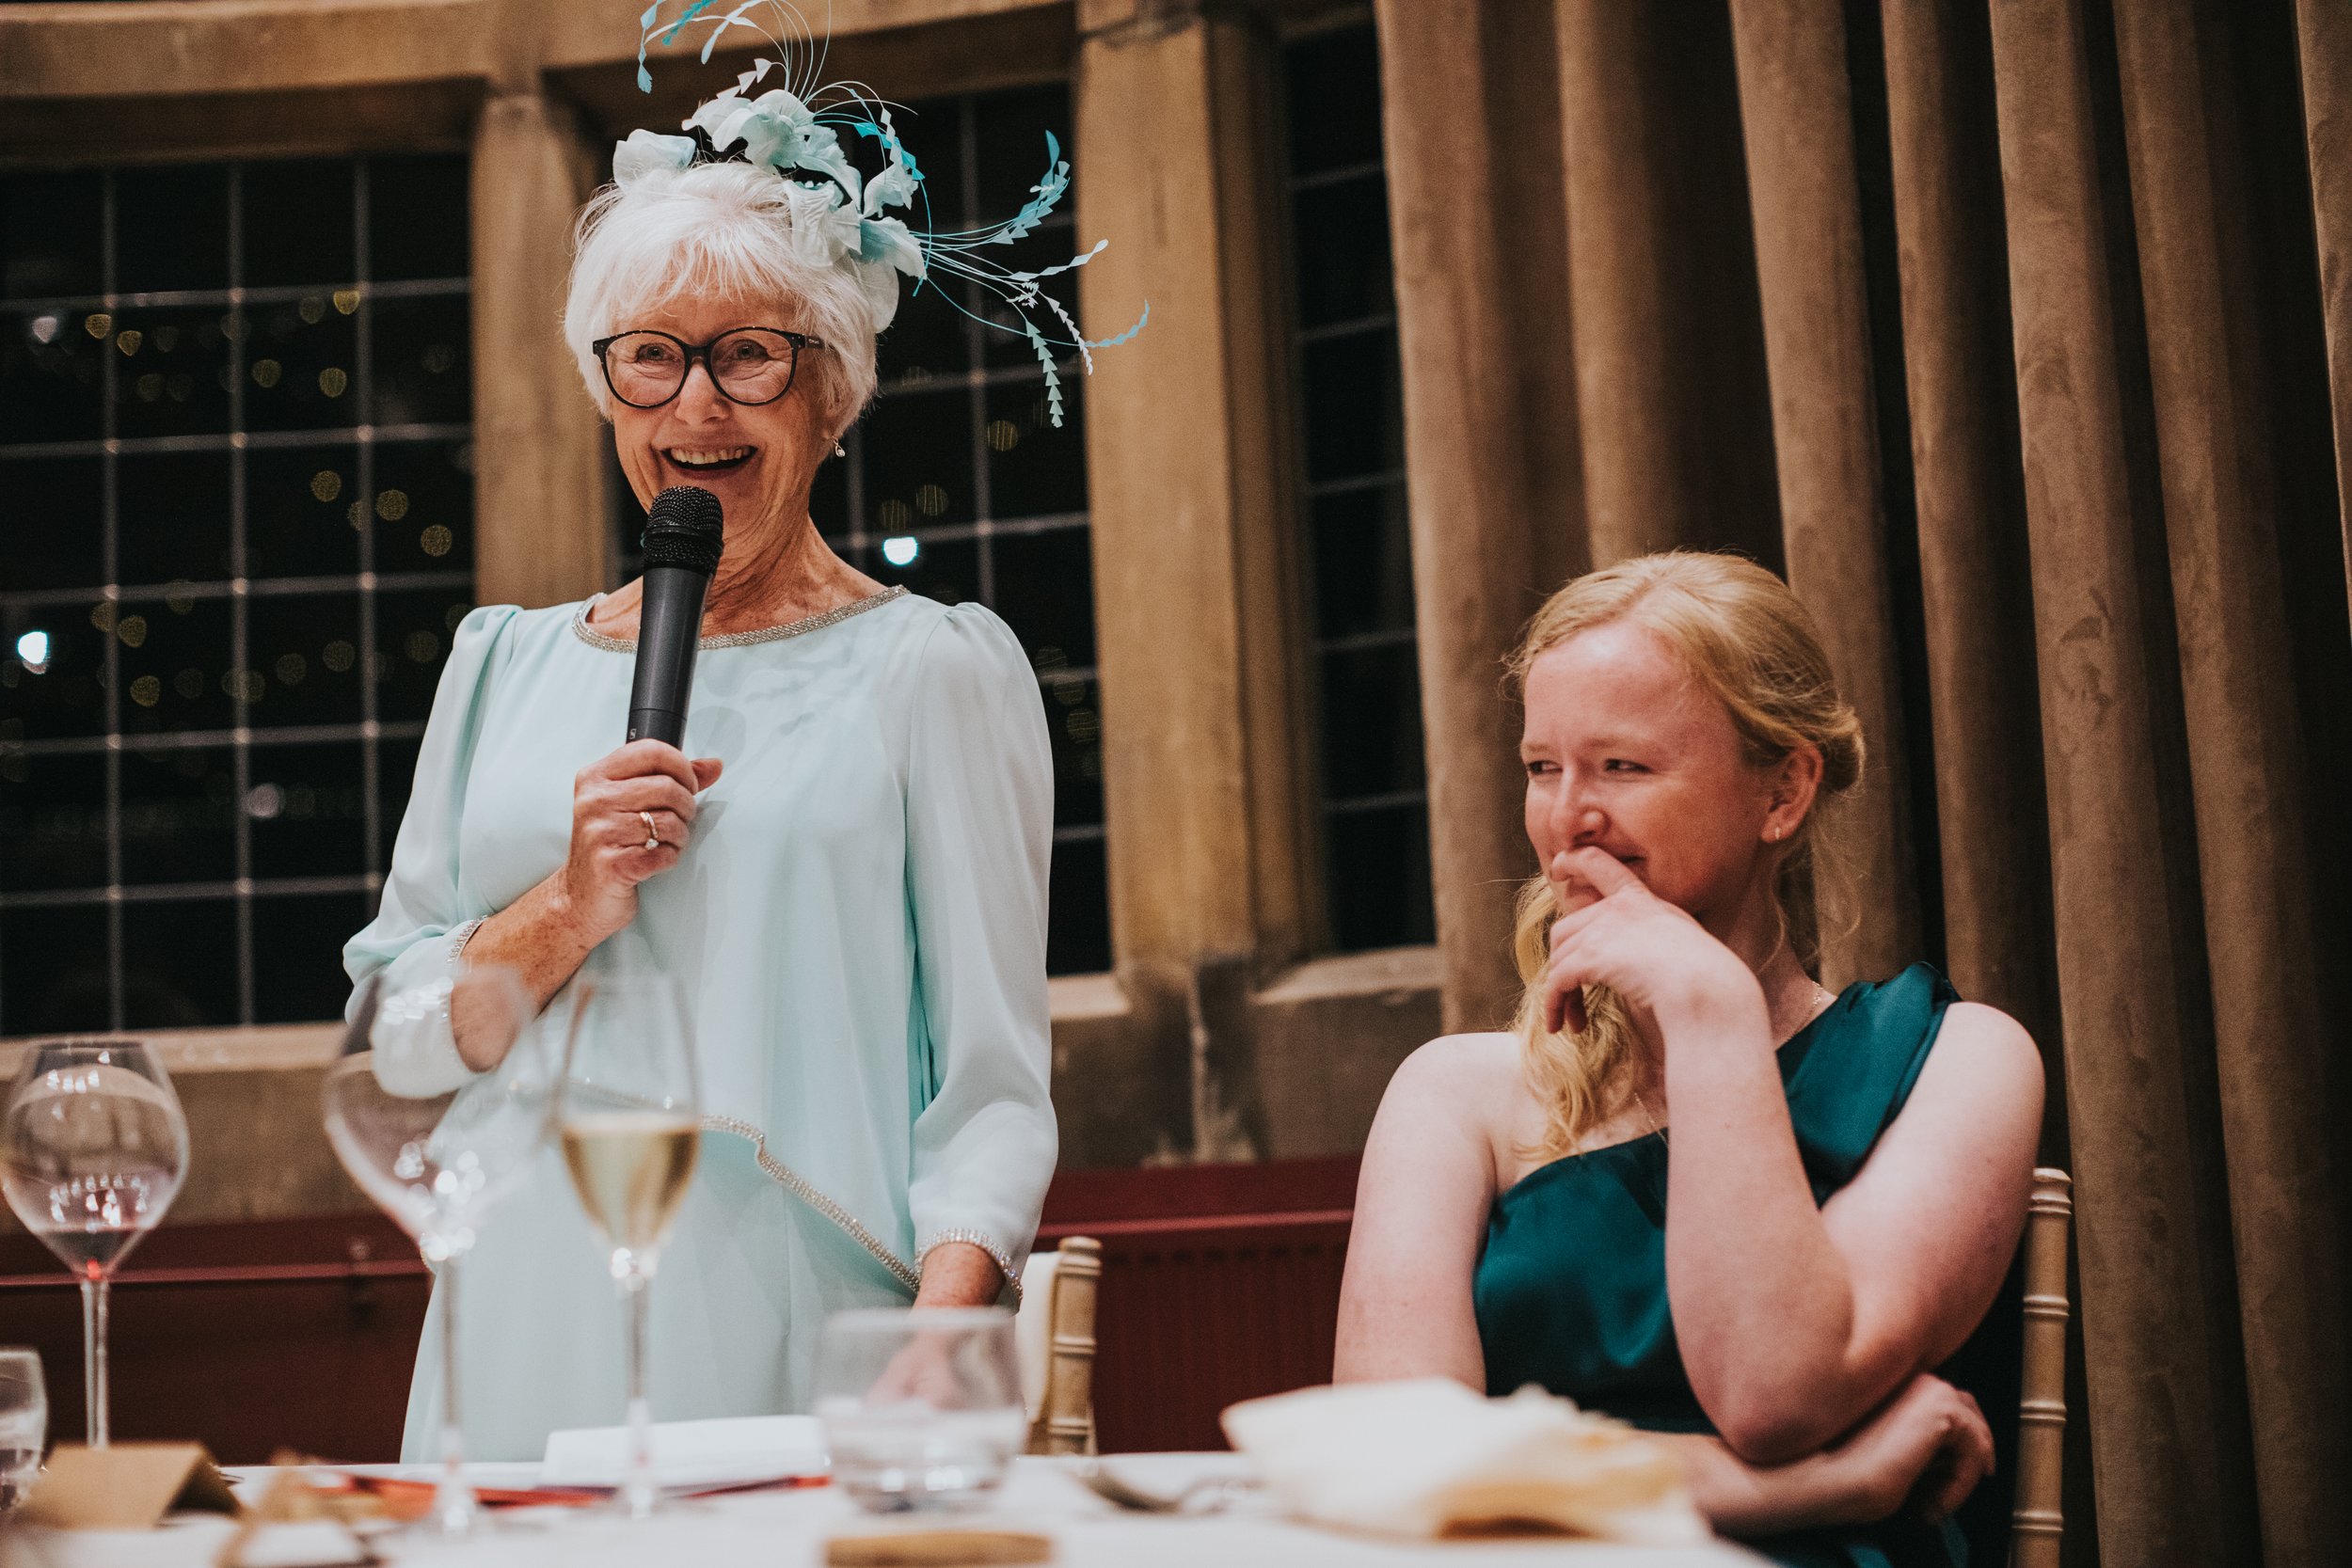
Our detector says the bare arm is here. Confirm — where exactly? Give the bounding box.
[1659,996,2042,1460]
[1658,1372,1995,1537]
[1539,847,2044,1463]
[914,1241,1004,1307]
[1333,1037,1503,1388]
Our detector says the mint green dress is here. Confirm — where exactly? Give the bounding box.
[1473,966,2022,1568]
[342,588,1058,1462]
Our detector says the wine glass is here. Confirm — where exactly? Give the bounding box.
[813,1308,1025,1512]
[555,970,701,1519]
[0,1349,45,1513]
[1,1040,189,1448]
[322,964,556,1536]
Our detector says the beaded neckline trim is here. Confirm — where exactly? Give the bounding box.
[571,584,908,652]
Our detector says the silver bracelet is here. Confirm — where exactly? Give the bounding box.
[448,916,485,965]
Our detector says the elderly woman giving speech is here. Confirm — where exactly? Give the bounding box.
[342,32,1136,1461]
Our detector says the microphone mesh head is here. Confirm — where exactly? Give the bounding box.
[642,486,725,574]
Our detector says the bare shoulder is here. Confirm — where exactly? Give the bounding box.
[1931,1002,2044,1092]
[1383,1034,1534,1123]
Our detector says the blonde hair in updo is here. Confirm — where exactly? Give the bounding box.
[1506,551,1865,1159]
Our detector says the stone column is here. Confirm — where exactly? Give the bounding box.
[469,87,613,608]
[1073,0,1318,1152]
[1373,0,1583,1034]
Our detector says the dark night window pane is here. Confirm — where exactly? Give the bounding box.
[245,298,359,434]
[248,740,367,879]
[810,444,850,541]
[0,752,107,893]
[1,309,104,444]
[119,451,234,584]
[372,294,469,426]
[112,305,234,441]
[120,745,235,885]
[985,376,1086,518]
[0,455,103,592]
[1285,26,1385,178]
[1047,832,1110,976]
[1311,483,1416,640]
[1292,173,1394,330]
[371,440,474,577]
[973,86,1073,225]
[373,587,465,723]
[0,904,110,1036]
[992,528,1095,671]
[375,733,421,871]
[247,442,362,580]
[367,155,469,281]
[1,172,103,301]
[119,594,233,737]
[873,531,978,607]
[248,593,363,726]
[242,161,356,289]
[1319,641,1425,800]
[1040,672,1104,831]
[122,896,240,1029]
[875,276,970,385]
[1327,801,1434,951]
[1301,326,1405,483]
[252,891,366,1023]
[865,387,977,531]
[1,611,108,741]
[115,166,230,294]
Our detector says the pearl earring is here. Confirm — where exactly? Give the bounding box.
[834,441,847,458]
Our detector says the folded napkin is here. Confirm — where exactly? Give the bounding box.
[1221,1379,1708,1544]
[540,1414,827,1489]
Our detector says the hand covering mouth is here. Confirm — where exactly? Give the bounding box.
[665,445,756,473]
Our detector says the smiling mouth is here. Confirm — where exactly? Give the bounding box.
[665,446,755,474]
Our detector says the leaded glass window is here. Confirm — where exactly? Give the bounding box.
[1283,24,1432,951]
[0,156,473,1033]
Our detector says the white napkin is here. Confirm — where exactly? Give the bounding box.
[1221,1379,1708,1544]
[539,1414,827,1489]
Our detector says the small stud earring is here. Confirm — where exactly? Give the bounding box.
[834,441,847,458]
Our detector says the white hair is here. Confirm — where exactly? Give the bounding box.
[563,161,893,440]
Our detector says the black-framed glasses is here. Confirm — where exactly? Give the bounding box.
[591,326,826,409]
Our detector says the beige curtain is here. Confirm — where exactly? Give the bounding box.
[1375,1,2352,1562]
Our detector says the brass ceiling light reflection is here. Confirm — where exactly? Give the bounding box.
[252,359,282,388]
[130,676,161,707]
[115,329,142,356]
[374,489,409,522]
[322,641,356,673]
[298,297,326,325]
[173,668,203,700]
[420,525,453,557]
[310,471,342,503]
[915,484,948,517]
[84,313,111,340]
[318,368,349,398]
[332,290,360,315]
[275,655,307,686]
[166,584,196,614]
[116,616,148,648]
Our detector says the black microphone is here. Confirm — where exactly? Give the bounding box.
[627,485,725,747]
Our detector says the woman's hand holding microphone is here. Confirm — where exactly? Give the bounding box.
[454,740,721,1064]
[557,739,724,946]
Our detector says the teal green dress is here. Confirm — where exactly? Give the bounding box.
[1472,965,2021,1568]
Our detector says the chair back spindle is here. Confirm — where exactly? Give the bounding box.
[2010,1168,2073,1568]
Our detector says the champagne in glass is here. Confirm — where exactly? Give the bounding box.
[556,969,701,1519]
[1,1042,189,1447]
[322,964,553,1536]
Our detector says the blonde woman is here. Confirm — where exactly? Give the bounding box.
[1334,553,2043,1567]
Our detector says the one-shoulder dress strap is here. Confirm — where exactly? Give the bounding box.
[1779,962,1961,1197]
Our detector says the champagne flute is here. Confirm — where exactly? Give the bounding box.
[321,964,555,1536]
[1,1040,189,1448]
[556,970,701,1519]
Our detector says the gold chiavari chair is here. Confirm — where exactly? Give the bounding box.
[1016,1235,1102,1456]
[2010,1169,2074,1568]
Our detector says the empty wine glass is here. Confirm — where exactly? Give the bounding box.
[0,1349,45,1513]
[322,964,556,1535]
[1,1040,189,1448]
[555,970,701,1519]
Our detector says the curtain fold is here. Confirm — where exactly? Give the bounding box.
[1726,0,1922,990]
[1377,0,2352,1560]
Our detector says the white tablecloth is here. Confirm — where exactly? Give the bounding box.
[0,1455,1768,1567]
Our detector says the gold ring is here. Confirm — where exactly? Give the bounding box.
[640,809,660,850]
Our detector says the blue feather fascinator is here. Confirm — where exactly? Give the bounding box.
[624,1,1146,425]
